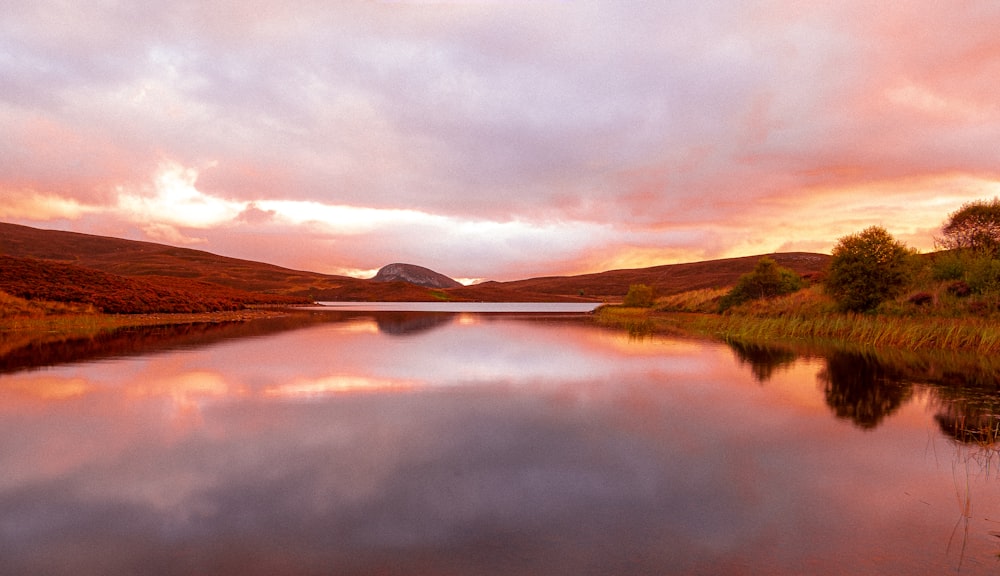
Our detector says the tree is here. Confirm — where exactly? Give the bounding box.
[622,284,655,307]
[938,197,1000,255]
[825,226,912,312]
[719,256,804,311]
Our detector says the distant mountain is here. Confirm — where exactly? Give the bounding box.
[461,252,831,300]
[1,221,833,306]
[371,263,462,289]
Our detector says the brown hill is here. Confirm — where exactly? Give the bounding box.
[463,253,831,301]
[1,222,832,305]
[0,221,356,294]
[0,254,308,313]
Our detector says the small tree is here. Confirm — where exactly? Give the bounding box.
[719,256,804,311]
[622,283,655,307]
[938,197,1000,255]
[826,226,912,312]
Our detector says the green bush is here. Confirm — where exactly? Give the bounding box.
[622,283,655,307]
[825,226,913,312]
[931,251,966,281]
[930,250,1000,295]
[719,257,804,311]
[966,255,1000,295]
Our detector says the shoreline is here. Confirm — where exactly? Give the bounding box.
[0,308,297,334]
[4,304,998,355]
[594,306,1000,354]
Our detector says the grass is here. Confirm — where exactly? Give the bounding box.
[596,284,1000,354]
[429,290,451,301]
[1,289,294,337]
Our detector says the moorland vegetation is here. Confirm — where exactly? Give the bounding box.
[600,197,1000,353]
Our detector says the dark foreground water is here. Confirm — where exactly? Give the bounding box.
[2,309,999,575]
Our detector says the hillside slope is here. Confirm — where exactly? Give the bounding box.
[0,254,307,313]
[0,222,355,294]
[464,253,830,300]
[2,222,832,304]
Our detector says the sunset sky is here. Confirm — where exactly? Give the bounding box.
[2,1,999,282]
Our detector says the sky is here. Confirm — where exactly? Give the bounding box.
[2,1,999,282]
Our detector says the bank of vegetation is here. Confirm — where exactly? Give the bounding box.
[599,198,1000,354]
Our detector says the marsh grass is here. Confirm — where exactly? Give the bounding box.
[598,283,1000,354]
[653,287,728,313]
[689,310,1000,354]
[0,290,95,319]
[594,306,657,337]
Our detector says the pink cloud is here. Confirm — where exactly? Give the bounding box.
[1,1,999,279]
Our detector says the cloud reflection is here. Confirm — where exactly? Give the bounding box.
[1,314,999,574]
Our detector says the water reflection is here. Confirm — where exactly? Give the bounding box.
[2,312,1000,575]
[727,340,798,383]
[817,351,915,429]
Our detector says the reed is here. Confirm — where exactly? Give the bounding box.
[654,287,728,313]
[597,281,1000,353]
[677,310,1000,354]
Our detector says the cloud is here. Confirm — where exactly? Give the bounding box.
[2,1,1000,279]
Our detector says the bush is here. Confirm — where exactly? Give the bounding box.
[719,256,805,312]
[622,284,655,307]
[825,226,913,312]
[932,251,1000,296]
[966,255,1000,295]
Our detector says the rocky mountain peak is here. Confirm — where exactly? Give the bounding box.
[371,263,462,289]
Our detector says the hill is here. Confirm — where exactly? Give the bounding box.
[1,222,832,307]
[466,252,830,300]
[372,263,463,289]
[0,254,308,314]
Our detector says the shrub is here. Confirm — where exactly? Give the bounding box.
[622,284,655,307]
[719,256,804,312]
[946,281,971,298]
[931,251,966,281]
[932,250,1000,296]
[965,254,1000,295]
[825,226,913,312]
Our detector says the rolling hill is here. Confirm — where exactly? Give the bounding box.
[467,252,831,300]
[1,221,832,310]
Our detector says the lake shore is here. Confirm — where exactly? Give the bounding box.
[594,305,1000,354]
[0,307,297,335]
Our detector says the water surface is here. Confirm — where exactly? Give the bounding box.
[1,310,999,575]
[311,301,602,312]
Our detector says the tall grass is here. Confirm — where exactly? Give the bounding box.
[654,287,728,313]
[689,312,1000,354]
[0,290,95,319]
[598,283,1000,354]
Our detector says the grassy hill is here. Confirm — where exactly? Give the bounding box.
[467,252,830,300]
[0,254,308,314]
[1,221,832,310]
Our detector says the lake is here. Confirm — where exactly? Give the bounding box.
[2,306,999,575]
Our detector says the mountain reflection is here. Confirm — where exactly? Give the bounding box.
[374,312,456,335]
[0,314,331,374]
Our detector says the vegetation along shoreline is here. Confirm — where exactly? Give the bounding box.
[598,198,1000,354]
[3,197,1000,354]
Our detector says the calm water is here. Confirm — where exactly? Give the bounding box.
[2,308,999,575]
